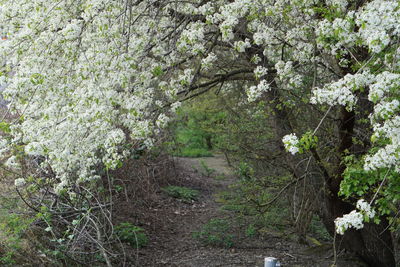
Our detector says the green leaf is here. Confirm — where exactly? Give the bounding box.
[0,122,11,133]
[152,66,164,77]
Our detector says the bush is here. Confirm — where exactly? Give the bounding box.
[114,222,148,248]
[308,215,332,242]
[192,218,235,248]
[0,213,35,266]
[162,186,199,203]
[166,100,225,158]
[215,165,292,235]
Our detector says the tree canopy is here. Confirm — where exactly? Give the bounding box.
[0,0,399,266]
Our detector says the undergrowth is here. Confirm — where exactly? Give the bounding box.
[192,218,235,248]
[173,148,213,158]
[115,222,148,248]
[162,186,199,203]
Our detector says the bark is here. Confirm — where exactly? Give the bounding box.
[323,195,395,267]
[322,107,395,267]
[205,135,213,150]
[270,95,395,266]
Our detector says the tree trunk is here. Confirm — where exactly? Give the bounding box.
[205,135,213,150]
[321,107,395,267]
[270,97,396,266]
[322,195,395,266]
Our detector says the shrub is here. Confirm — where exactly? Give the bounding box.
[114,223,148,248]
[0,213,35,266]
[162,186,199,202]
[192,218,235,248]
[308,215,332,242]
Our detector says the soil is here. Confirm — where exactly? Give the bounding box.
[116,154,368,267]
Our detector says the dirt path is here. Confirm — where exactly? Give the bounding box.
[130,155,366,267]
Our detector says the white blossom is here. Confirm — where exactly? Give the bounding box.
[246,80,270,102]
[335,199,376,235]
[356,1,400,53]
[254,66,268,79]
[326,0,348,11]
[282,134,299,155]
[234,38,251,53]
[5,156,19,170]
[356,199,376,218]
[311,72,374,109]
[170,101,182,113]
[156,113,170,128]
[14,178,26,187]
[335,210,364,235]
[202,53,217,70]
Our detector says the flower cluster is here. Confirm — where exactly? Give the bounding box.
[316,16,357,56]
[364,72,400,172]
[282,134,299,155]
[156,113,170,128]
[326,0,348,11]
[234,38,251,53]
[310,72,374,110]
[365,120,400,172]
[274,60,303,88]
[356,1,400,53]
[178,22,206,55]
[246,80,270,102]
[335,210,364,235]
[254,66,268,80]
[335,199,376,235]
[202,53,217,70]
[356,199,376,218]
[14,178,26,187]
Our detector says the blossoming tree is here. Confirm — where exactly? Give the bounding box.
[0,0,398,265]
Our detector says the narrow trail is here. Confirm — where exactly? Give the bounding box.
[133,155,366,267]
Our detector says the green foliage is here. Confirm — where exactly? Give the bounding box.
[308,215,332,242]
[216,165,291,233]
[174,112,212,149]
[0,214,31,237]
[245,224,256,238]
[173,147,213,158]
[151,65,163,77]
[167,96,225,158]
[114,184,123,193]
[298,131,318,153]
[162,186,199,202]
[114,222,148,248]
[0,213,34,266]
[340,157,400,230]
[0,122,11,134]
[236,162,254,180]
[0,251,16,266]
[192,218,235,248]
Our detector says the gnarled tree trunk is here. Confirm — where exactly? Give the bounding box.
[272,96,396,266]
[322,107,395,267]
[322,193,395,267]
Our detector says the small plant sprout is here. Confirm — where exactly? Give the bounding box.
[162,186,199,203]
